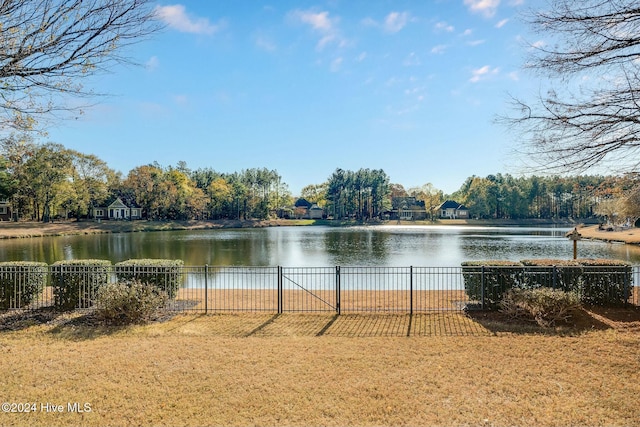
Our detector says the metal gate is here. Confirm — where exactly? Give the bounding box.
[279,267,340,313]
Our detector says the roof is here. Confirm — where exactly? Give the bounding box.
[294,198,313,208]
[96,196,141,209]
[438,200,466,209]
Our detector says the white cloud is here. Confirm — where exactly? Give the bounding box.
[469,65,499,82]
[362,12,412,34]
[464,0,501,18]
[384,12,410,33]
[532,40,545,49]
[155,4,222,35]
[435,21,454,32]
[461,29,473,36]
[495,18,509,28]
[355,52,367,62]
[294,10,333,31]
[507,71,519,81]
[289,9,345,50]
[467,39,485,46]
[145,56,159,71]
[431,45,447,54]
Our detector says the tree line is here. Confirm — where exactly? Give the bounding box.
[0,136,291,221]
[1,137,639,223]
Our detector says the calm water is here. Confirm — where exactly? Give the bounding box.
[1,225,640,266]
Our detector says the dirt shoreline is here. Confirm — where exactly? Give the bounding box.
[0,219,307,239]
[577,223,640,245]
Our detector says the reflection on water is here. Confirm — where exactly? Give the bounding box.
[0,225,639,266]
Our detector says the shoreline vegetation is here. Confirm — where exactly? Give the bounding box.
[1,217,638,245]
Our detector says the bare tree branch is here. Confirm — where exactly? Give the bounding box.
[0,0,161,132]
[503,0,640,176]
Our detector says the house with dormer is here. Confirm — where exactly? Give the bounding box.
[91,197,142,220]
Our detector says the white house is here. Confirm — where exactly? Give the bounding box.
[91,197,142,220]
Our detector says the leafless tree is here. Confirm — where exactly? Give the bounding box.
[0,0,161,132]
[504,0,640,174]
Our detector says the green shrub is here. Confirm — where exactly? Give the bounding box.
[520,259,583,292]
[500,287,581,327]
[96,281,168,325]
[461,261,523,308]
[576,259,632,306]
[115,259,183,299]
[0,262,48,309]
[51,260,111,310]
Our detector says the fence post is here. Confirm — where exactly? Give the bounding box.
[481,265,485,310]
[277,266,283,314]
[335,266,341,315]
[409,266,413,316]
[623,266,630,305]
[204,264,208,314]
[552,265,557,290]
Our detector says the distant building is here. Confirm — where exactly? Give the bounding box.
[437,200,469,219]
[0,198,11,221]
[293,198,324,219]
[389,197,427,221]
[91,197,143,220]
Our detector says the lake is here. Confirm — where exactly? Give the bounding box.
[1,225,640,266]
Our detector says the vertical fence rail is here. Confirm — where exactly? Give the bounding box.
[336,266,341,315]
[409,266,413,316]
[0,265,638,314]
[480,265,485,310]
[204,264,208,314]
[277,266,283,314]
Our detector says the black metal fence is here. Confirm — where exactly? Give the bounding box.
[0,265,638,313]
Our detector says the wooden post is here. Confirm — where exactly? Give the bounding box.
[565,228,582,260]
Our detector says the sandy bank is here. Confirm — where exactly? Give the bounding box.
[577,224,640,245]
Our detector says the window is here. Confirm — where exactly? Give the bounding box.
[95,209,104,217]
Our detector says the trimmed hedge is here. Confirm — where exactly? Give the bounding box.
[51,260,111,310]
[520,259,582,292]
[0,262,48,309]
[577,259,632,306]
[114,259,184,299]
[461,261,523,308]
[463,258,633,308]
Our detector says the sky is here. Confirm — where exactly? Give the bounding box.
[46,0,546,197]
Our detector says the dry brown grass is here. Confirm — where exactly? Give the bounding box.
[175,289,470,313]
[1,309,640,427]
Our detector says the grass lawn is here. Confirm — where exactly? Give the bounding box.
[1,309,640,427]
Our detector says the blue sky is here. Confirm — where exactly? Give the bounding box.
[47,0,544,196]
